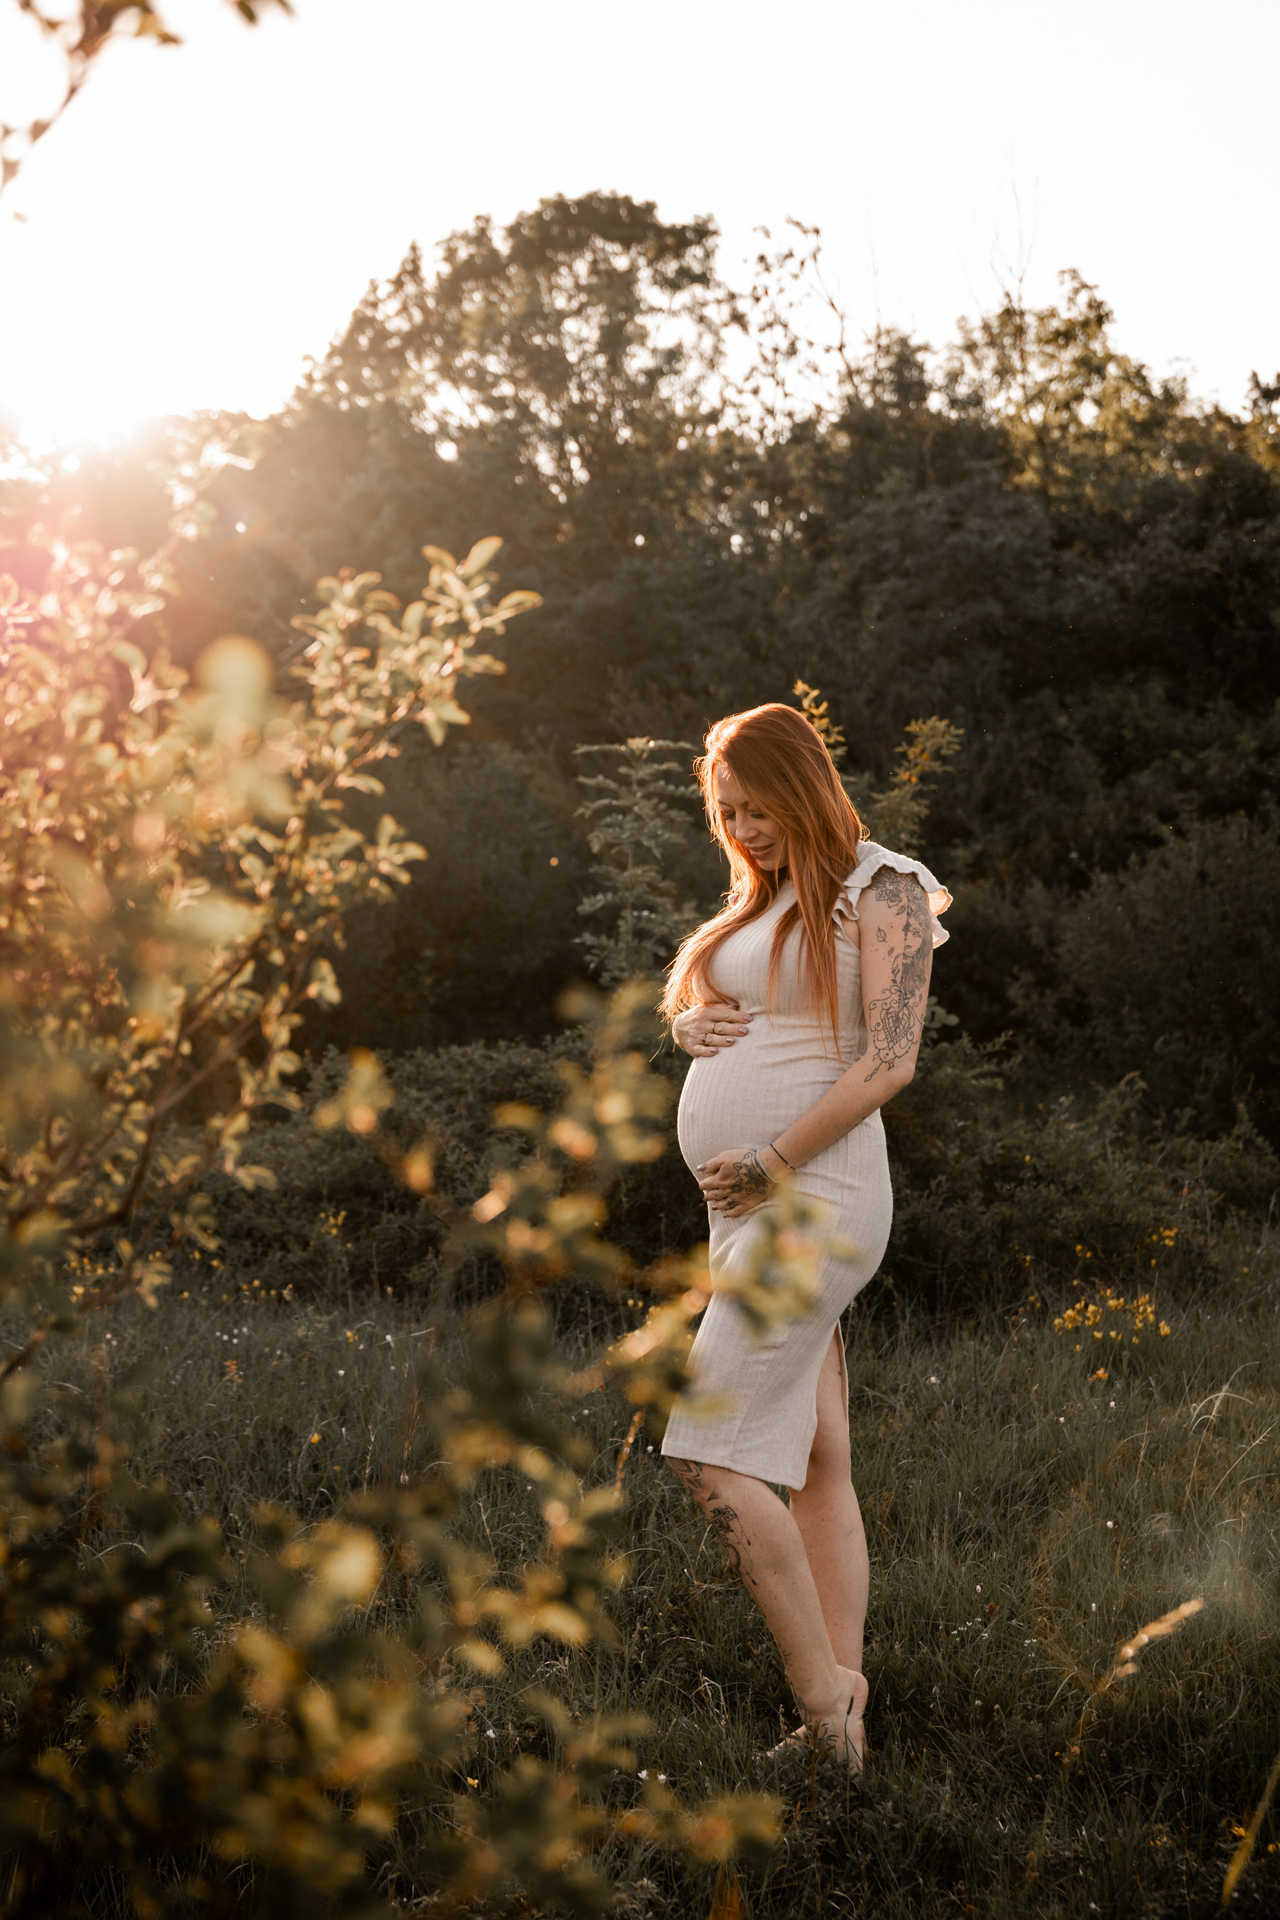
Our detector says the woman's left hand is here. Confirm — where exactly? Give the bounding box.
[696,1145,775,1217]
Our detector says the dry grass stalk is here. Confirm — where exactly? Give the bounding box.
[614,1409,645,1494]
[1221,1745,1280,1905]
[1064,1596,1204,1766]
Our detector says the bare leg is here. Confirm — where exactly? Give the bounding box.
[668,1330,870,1765]
[789,1331,870,1674]
[668,1451,866,1765]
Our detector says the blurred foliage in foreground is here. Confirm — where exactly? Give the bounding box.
[0,533,533,1315]
[0,539,796,1914]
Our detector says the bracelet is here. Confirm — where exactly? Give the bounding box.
[767,1140,795,1173]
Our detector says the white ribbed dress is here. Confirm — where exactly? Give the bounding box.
[660,842,951,1490]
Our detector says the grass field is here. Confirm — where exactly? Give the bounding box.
[23,1210,1280,1919]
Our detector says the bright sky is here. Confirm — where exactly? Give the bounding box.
[1,0,1277,447]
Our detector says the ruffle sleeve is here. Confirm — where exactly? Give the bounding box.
[831,840,952,948]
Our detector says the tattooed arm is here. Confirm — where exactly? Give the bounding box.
[859,867,932,1086]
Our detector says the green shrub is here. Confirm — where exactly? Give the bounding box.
[204,999,1280,1326]
[197,1033,707,1308]
[1010,811,1280,1144]
[312,735,598,1053]
[883,1027,1279,1315]
[199,1039,579,1302]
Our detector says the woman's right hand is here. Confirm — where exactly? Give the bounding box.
[672,1001,753,1058]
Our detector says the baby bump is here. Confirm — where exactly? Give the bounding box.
[676,1033,850,1173]
[703,1111,894,1327]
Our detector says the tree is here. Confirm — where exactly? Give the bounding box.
[166,197,759,763]
[945,269,1190,509]
[302,194,730,502]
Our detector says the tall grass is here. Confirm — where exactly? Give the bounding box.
[16,1215,1280,1917]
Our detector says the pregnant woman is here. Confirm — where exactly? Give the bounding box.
[658,702,950,1773]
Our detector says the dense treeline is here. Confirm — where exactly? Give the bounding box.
[7,192,1280,1158]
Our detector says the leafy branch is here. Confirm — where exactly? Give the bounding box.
[2,1,293,193]
[0,536,538,1311]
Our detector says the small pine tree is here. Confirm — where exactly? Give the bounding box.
[574,738,703,987]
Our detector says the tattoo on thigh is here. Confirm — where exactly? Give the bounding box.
[669,1457,705,1496]
[670,1460,752,1580]
[706,1501,747,1573]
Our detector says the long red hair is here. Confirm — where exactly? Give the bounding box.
[660,703,866,1048]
